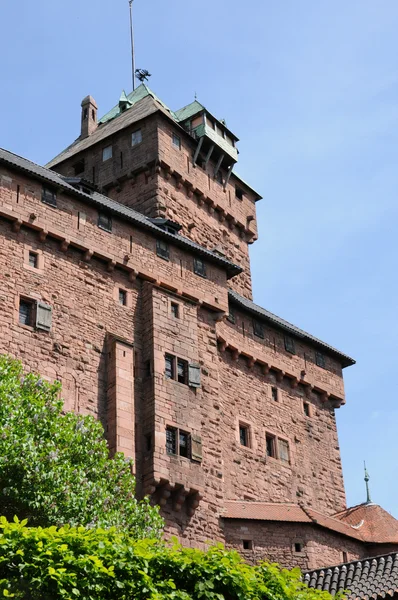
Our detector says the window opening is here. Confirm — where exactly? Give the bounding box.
[119,289,127,306]
[172,133,181,149]
[177,358,188,384]
[253,320,264,338]
[266,434,276,458]
[235,186,244,200]
[193,257,206,278]
[16,184,20,203]
[19,298,34,326]
[73,159,85,176]
[284,336,295,354]
[165,354,175,380]
[102,145,112,161]
[342,551,348,563]
[179,431,189,458]
[145,434,152,452]
[166,427,177,455]
[41,186,57,207]
[156,239,169,260]
[315,351,325,368]
[227,308,236,324]
[243,540,253,550]
[166,426,191,458]
[303,401,310,417]
[98,212,112,232]
[171,302,179,318]
[239,424,250,447]
[294,543,303,553]
[132,129,142,146]
[271,387,278,402]
[28,251,38,269]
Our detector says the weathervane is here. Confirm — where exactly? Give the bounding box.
[135,69,151,83]
[364,461,372,504]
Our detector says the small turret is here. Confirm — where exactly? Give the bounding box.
[80,95,98,138]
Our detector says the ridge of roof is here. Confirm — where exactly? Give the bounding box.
[0,147,242,278]
[228,289,356,368]
[334,503,398,544]
[99,83,177,125]
[305,552,398,600]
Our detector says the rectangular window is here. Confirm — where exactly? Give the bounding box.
[172,133,181,149]
[315,351,325,368]
[131,129,142,146]
[166,427,177,455]
[156,239,170,260]
[266,434,276,458]
[171,302,179,318]
[215,170,223,185]
[193,257,206,278]
[119,289,127,306]
[342,551,348,563]
[102,145,113,161]
[28,251,38,269]
[253,320,264,339]
[239,424,250,447]
[284,336,295,354]
[73,159,85,175]
[242,540,253,550]
[235,186,244,200]
[19,298,34,326]
[227,308,236,324]
[165,354,175,380]
[278,438,290,463]
[271,387,278,402]
[294,543,303,553]
[166,426,191,458]
[177,358,188,384]
[303,401,310,417]
[41,186,57,207]
[98,212,112,232]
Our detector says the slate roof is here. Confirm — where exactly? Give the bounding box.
[222,502,364,542]
[0,147,242,278]
[228,289,356,368]
[334,504,398,544]
[305,553,398,599]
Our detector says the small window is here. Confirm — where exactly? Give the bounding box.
[303,401,310,417]
[315,351,325,369]
[165,354,175,379]
[166,426,191,458]
[242,540,253,550]
[83,108,88,120]
[171,302,179,318]
[41,186,57,207]
[342,551,348,563]
[28,251,38,269]
[172,133,181,149]
[102,145,113,161]
[145,434,152,452]
[235,186,244,200]
[284,336,295,354]
[271,387,278,402]
[119,289,127,306]
[193,257,206,278]
[215,170,223,185]
[132,129,142,146]
[227,308,236,324]
[177,358,188,384]
[253,320,264,339]
[239,424,250,447]
[73,159,85,175]
[266,434,276,458]
[278,438,290,463]
[19,298,34,326]
[156,239,169,260]
[98,212,112,232]
[166,427,177,455]
[294,543,303,553]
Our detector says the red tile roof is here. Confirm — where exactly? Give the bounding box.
[223,501,312,523]
[334,503,398,544]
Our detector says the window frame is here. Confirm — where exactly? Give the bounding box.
[166,426,191,459]
[193,257,207,278]
[315,351,326,369]
[28,251,39,269]
[171,302,180,319]
[131,129,143,146]
[239,423,251,448]
[156,239,170,261]
[19,297,35,327]
[266,433,276,458]
[284,335,296,354]
[253,319,264,339]
[98,212,112,233]
[165,354,175,380]
[172,133,181,150]
[41,186,57,207]
[102,145,113,162]
[118,289,127,306]
[271,387,278,402]
[227,308,236,324]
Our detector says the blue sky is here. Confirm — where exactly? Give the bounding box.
[1,0,398,516]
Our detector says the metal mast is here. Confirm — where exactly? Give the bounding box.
[364,461,372,504]
[129,0,136,91]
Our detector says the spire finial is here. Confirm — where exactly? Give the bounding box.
[194,91,197,100]
[364,461,372,504]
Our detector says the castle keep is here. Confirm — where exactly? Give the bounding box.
[1,84,398,572]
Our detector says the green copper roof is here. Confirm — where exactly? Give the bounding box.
[99,84,177,125]
[174,100,205,122]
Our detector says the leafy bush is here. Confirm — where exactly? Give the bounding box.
[0,355,162,536]
[0,517,335,600]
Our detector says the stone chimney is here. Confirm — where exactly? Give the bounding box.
[81,95,98,138]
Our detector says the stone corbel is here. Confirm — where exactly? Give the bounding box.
[187,491,203,517]
[290,377,299,389]
[38,229,48,242]
[276,370,285,383]
[128,269,138,282]
[261,363,270,376]
[83,249,93,262]
[158,485,172,507]
[107,260,116,272]
[247,356,255,369]
[172,487,187,512]
[231,348,240,362]
[60,239,70,253]
[12,219,22,232]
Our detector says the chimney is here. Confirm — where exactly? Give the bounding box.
[81,95,98,138]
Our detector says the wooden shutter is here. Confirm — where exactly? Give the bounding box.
[36,302,52,332]
[188,363,201,388]
[191,434,203,462]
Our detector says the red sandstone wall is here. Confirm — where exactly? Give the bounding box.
[223,520,364,570]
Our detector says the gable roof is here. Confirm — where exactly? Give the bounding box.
[228,289,355,368]
[305,553,398,599]
[0,147,242,278]
[222,501,364,542]
[334,504,398,544]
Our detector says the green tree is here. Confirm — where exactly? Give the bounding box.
[0,355,163,537]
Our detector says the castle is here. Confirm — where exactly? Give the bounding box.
[1,84,398,574]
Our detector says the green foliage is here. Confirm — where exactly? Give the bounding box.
[0,517,337,600]
[0,355,162,537]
